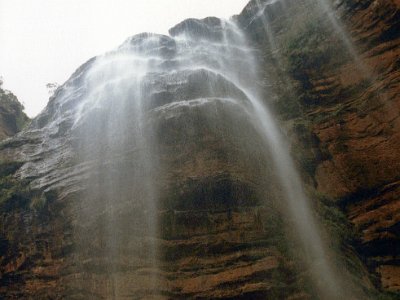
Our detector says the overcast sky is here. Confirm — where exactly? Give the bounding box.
[0,0,249,117]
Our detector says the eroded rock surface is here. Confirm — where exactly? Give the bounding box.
[0,16,303,300]
[0,0,399,298]
[242,0,399,294]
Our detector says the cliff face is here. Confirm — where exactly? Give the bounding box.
[0,19,310,300]
[0,0,399,299]
[239,0,400,294]
[0,87,29,140]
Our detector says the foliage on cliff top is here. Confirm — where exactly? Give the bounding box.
[0,85,30,136]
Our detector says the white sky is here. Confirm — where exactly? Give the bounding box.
[0,0,249,117]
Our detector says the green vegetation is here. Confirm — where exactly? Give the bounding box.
[285,18,336,74]
[375,291,400,300]
[312,191,358,250]
[0,160,24,177]
[283,17,348,108]
[0,161,31,212]
[289,120,320,177]
[0,160,47,213]
[29,194,47,211]
[262,2,353,120]
[0,86,30,134]
[271,94,303,121]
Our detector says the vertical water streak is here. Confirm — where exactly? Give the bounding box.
[218,19,360,299]
[62,7,370,297]
[316,0,393,113]
[73,38,165,298]
[173,17,350,297]
[316,0,371,76]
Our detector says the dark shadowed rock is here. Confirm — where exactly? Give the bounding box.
[0,88,29,140]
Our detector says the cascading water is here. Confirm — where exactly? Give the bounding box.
[37,6,368,298]
[200,19,362,300]
[239,1,368,298]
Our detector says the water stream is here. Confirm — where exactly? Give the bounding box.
[52,5,368,298]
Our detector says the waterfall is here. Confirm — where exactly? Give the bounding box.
[40,7,367,298]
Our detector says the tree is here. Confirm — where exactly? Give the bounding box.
[46,82,59,96]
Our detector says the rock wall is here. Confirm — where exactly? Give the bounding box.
[239,0,399,294]
[0,0,399,299]
[0,16,311,300]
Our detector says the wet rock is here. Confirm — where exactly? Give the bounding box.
[1,0,399,298]
[253,0,400,294]
[169,17,224,41]
[120,33,177,58]
[0,18,291,299]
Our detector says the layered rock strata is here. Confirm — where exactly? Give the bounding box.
[0,0,399,298]
[239,0,400,293]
